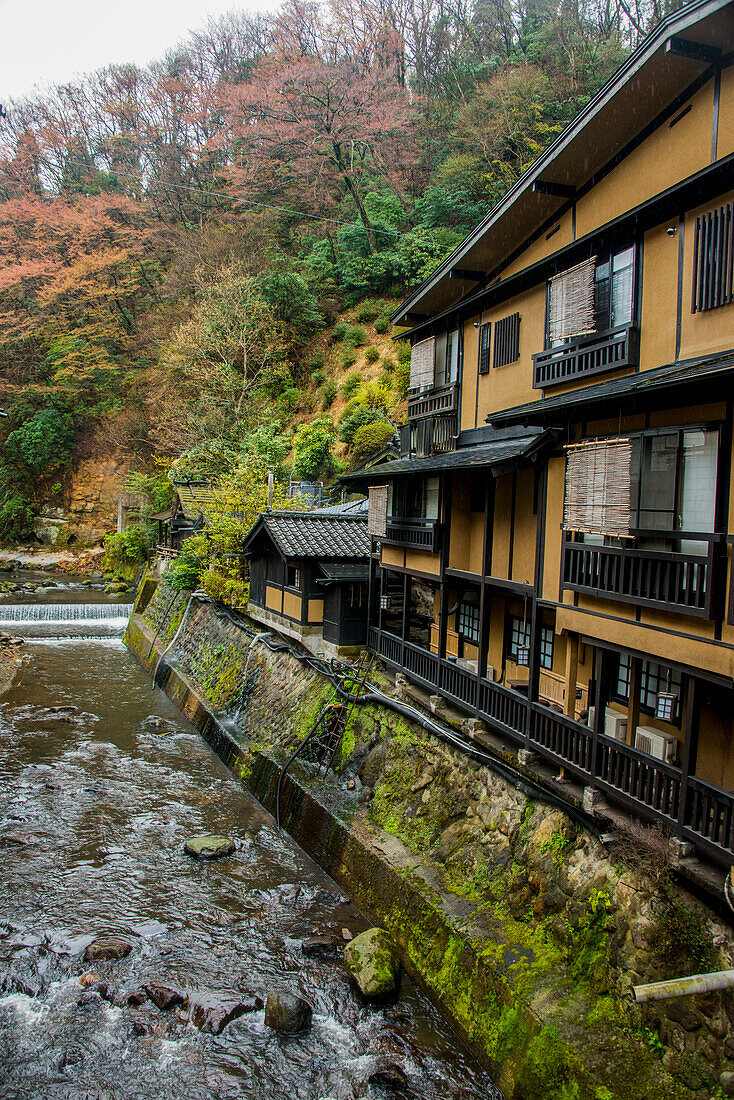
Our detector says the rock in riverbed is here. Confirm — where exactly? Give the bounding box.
[190,990,263,1034]
[184,835,235,860]
[301,934,343,959]
[264,991,312,1033]
[145,983,185,1010]
[343,928,401,997]
[368,1064,410,1092]
[83,935,133,962]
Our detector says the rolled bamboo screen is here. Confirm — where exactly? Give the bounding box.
[368,485,388,536]
[563,438,632,537]
[549,257,597,343]
[409,336,435,390]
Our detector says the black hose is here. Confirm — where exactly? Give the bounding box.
[158,592,603,837]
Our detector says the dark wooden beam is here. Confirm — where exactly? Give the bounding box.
[449,268,485,281]
[533,180,576,198]
[666,36,721,64]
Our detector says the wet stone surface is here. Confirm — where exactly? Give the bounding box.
[0,626,499,1099]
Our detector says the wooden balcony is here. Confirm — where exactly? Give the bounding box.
[384,517,442,553]
[407,382,459,421]
[561,532,722,618]
[401,414,458,458]
[532,323,639,389]
[367,627,734,862]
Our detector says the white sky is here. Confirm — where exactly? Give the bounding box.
[1,0,275,101]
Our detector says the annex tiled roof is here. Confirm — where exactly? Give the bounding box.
[315,498,368,515]
[316,560,370,583]
[171,481,217,523]
[242,510,370,559]
[340,431,547,484]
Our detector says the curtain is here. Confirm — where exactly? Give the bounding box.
[563,438,632,537]
[549,257,597,343]
[409,337,435,390]
[368,485,388,536]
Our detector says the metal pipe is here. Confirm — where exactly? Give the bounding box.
[633,970,734,1003]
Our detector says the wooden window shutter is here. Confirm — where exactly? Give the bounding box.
[493,312,521,368]
[692,202,734,312]
[409,337,435,390]
[563,439,632,537]
[478,322,491,375]
[368,485,388,536]
[549,258,597,343]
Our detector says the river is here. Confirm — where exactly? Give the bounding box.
[0,574,499,1099]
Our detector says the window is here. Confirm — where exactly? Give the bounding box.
[458,602,480,644]
[548,249,635,346]
[391,476,439,520]
[286,565,301,589]
[563,438,633,538]
[478,322,491,375]
[508,616,531,661]
[540,625,554,670]
[595,246,635,331]
[692,202,734,313]
[614,652,682,721]
[409,330,460,390]
[493,313,521,368]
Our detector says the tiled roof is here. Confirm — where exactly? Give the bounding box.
[340,431,546,483]
[243,510,370,559]
[172,481,217,522]
[488,352,734,427]
[316,560,370,583]
[315,498,368,515]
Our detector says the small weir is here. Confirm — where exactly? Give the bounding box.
[0,577,499,1099]
[0,602,133,638]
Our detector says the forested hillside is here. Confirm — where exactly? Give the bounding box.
[0,0,673,548]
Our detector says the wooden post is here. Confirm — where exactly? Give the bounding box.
[678,676,700,839]
[563,633,579,718]
[628,658,641,746]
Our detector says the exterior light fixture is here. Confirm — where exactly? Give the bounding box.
[656,691,678,722]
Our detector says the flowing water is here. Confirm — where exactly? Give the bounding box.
[0,577,500,1100]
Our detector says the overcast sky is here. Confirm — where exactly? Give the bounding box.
[1,0,275,101]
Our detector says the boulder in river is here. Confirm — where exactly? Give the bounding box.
[145,983,185,1011]
[301,934,343,959]
[83,935,133,963]
[343,928,401,998]
[264,990,313,1033]
[368,1064,410,1092]
[190,990,263,1034]
[184,835,236,860]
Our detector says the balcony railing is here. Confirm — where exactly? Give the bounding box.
[407,382,459,421]
[562,533,721,618]
[384,517,442,553]
[533,323,639,389]
[367,626,734,861]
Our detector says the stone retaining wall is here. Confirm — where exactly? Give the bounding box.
[125,585,734,1100]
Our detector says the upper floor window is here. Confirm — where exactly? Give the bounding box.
[458,602,480,644]
[692,201,734,313]
[409,331,460,391]
[547,248,635,347]
[388,476,440,520]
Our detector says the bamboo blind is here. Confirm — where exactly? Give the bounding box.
[368,485,388,536]
[409,336,435,390]
[563,438,632,537]
[549,257,597,343]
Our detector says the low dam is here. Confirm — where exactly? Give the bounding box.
[0,575,496,1098]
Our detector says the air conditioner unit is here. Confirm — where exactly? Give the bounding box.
[634,725,679,764]
[456,657,478,674]
[586,706,596,730]
[604,708,628,742]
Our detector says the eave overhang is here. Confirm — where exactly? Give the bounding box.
[392,0,734,328]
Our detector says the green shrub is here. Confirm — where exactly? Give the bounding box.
[394,361,411,396]
[374,315,390,334]
[396,341,411,365]
[332,322,349,342]
[278,387,301,414]
[381,355,397,373]
[167,533,209,591]
[346,324,368,348]
[364,346,380,364]
[292,416,337,480]
[339,406,381,446]
[310,352,325,370]
[311,367,326,386]
[340,371,362,399]
[352,420,395,464]
[355,301,380,324]
[103,524,153,576]
[319,379,337,408]
[340,348,357,370]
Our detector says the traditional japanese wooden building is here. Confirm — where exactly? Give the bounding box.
[343,0,734,866]
[241,505,370,658]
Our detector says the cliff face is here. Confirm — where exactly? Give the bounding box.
[125,582,734,1100]
[33,447,131,548]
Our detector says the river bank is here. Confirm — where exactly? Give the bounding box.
[125,580,734,1100]
[0,581,493,1098]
